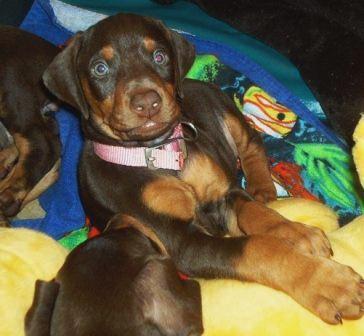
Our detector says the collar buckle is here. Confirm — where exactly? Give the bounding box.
[144,147,158,170]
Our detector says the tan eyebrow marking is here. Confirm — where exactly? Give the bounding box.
[101,45,115,60]
[143,37,156,52]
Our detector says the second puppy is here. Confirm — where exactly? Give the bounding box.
[25,215,203,336]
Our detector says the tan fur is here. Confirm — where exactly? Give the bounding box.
[223,113,276,203]
[101,45,114,60]
[81,78,114,119]
[143,37,156,52]
[181,153,229,203]
[0,133,31,193]
[142,176,196,221]
[233,235,302,287]
[231,234,362,324]
[235,200,287,234]
[0,143,18,171]
[223,114,249,149]
[81,78,122,139]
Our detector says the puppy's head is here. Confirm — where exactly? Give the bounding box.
[43,13,195,144]
[25,227,203,336]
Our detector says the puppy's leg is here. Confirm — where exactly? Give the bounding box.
[223,113,276,203]
[162,226,364,324]
[222,112,333,257]
[0,128,61,223]
[140,175,364,323]
[226,189,332,257]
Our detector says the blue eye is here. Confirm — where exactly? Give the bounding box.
[153,49,168,65]
[93,61,109,77]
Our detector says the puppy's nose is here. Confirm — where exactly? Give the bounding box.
[130,90,162,117]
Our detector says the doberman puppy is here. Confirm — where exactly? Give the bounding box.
[41,12,364,328]
[0,26,61,226]
[26,215,203,336]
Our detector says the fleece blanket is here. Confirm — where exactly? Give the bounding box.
[12,0,364,246]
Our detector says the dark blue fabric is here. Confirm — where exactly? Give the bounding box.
[13,0,347,238]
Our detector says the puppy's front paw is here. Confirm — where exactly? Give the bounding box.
[297,258,364,324]
[266,221,332,257]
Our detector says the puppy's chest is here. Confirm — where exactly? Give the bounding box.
[179,150,232,204]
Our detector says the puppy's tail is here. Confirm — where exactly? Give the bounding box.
[25,279,59,336]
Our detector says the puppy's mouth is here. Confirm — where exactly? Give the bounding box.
[126,120,168,137]
[111,118,177,143]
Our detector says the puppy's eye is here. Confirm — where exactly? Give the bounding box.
[153,49,168,65]
[92,61,109,77]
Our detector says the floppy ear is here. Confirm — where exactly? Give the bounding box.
[42,33,90,119]
[25,279,59,336]
[169,29,195,100]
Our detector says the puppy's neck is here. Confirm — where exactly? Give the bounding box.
[92,124,186,170]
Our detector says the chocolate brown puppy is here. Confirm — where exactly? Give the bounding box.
[43,13,364,325]
[25,216,203,336]
[0,26,61,225]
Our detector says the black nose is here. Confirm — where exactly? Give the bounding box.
[130,90,162,117]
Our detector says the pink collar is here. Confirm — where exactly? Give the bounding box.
[93,124,185,170]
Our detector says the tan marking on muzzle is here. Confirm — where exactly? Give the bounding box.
[81,78,123,139]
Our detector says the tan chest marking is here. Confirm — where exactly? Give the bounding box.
[142,176,196,221]
[181,152,229,203]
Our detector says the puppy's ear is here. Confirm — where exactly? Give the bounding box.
[25,279,59,336]
[170,30,195,100]
[170,30,195,80]
[43,33,90,119]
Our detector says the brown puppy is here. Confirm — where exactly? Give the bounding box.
[0,26,61,225]
[43,13,364,326]
[25,215,203,336]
